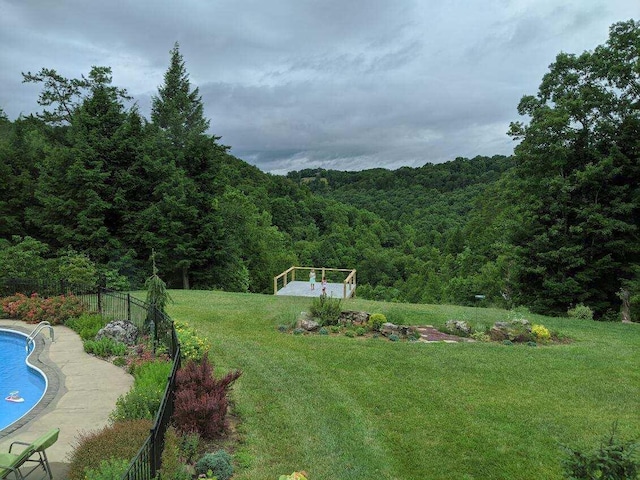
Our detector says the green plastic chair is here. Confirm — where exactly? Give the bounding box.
[0,443,34,480]
[0,428,59,480]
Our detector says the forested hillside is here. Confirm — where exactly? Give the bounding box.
[1,21,639,320]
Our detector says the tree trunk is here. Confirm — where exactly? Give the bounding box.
[182,266,190,290]
[619,288,631,323]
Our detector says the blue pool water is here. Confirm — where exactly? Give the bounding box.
[0,329,47,431]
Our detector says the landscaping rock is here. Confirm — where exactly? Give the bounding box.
[299,318,320,331]
[339,311,369,325]
[96,320,139,345]
[380,322,415,338]
[380,322,398,336]
[489,320,532,343]
[445,319,472,335]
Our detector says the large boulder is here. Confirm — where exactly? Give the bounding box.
[298,318,320,331]
[489,319,532,343]
[96,320,139,346]
[380,322,415,338]
[380,322,398,336]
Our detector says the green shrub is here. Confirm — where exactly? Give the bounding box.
[293,328,304,335]
[175,320,210,362]
[179,431,201,463]
[110,360,171,422]
[330,325,341,334]
[112,356,127,367]
[319,327,329,335]
[356,327,366,336]
[159,427,193,480]
[389,334,400,342]
[58,248,98,287]
[133,359,172,392]
[84,458,130,480]
[471,331,491,342]
[84,337,127,357]
[567,303,594,320]
[110,388,160,421]
[195,450,234,480]
[277,324,288,333]
[310,295,342,326]
[561,423,639,479]
[368,313,387,331]
[67,419,153,480]
[345,330,355,338]
[66,313,106,341]
[502,340,514,346]
[527,341,538,347]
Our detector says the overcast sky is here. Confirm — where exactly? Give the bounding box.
[0,1,637,174]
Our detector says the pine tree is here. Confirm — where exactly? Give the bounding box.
[150,42,228,289]
[151,42,210,158]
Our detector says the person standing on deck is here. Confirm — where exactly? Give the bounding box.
[309,269,316,290]
[321,276,327,296]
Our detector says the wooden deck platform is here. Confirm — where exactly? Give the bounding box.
[275,280,355,298]
[274,266,357,299]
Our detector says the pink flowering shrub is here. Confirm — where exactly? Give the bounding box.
[0,292,87,325]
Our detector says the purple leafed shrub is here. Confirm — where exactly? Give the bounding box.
[173,352,242,439]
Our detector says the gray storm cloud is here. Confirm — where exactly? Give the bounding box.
[0,0,635,173]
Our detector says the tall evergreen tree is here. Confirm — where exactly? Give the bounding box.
[151,42,210,157]
[28,67,143,265]
[149,42,227,289]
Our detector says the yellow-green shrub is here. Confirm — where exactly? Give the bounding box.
[175,320,211,362]
[532,324,551,342]
[368,313,386,331]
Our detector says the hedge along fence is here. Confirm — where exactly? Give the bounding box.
[0,278,180,480]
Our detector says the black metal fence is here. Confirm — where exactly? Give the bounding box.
[0,278,181,479]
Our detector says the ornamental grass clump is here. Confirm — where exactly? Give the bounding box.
[173,352,242,439]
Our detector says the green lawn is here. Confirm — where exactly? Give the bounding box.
[166,290,640,480]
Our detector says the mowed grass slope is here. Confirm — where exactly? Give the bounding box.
[166,290,640,480]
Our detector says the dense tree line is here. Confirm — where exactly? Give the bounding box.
[1,22,638,320]
[289,20,640,319]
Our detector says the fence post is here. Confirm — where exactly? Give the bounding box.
[97,288,102,314]
[150,426,157,478]
[127,293,131,322]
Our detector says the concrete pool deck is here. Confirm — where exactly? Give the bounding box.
[0,320,133,479]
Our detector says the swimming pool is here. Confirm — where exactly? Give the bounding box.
[0,329,48,432]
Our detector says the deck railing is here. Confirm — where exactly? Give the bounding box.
[273,266,356,298]
[0,278,180,479]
